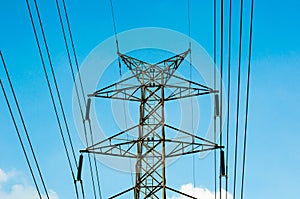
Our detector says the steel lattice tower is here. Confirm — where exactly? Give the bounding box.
[81,49,223,199]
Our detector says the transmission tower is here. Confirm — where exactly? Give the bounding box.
[80,49,223,199]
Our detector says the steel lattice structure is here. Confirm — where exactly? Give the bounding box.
[81,49,223,199]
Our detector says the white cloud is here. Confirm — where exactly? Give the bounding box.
[168,183,233,199]
[0,168,59,199]
[0,169,16,184]
[0,169,9,183]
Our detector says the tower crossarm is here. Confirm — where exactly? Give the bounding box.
[163,124,222,158]
[164,74,217,101]
[88,75,142,101]
[81,125,139,158]
[81,122,164,158]
[80,123,222,159]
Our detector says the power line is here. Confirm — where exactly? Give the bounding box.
[225,0,233,199]
[0,79,42,199]
[187,0,196,190]
[213,0,217,198]
[187,0,192,51]
[59,0,104,198]
[233,0,244,199]
[37,0,103,197]
[109,0,135,188]
[84,134,98,199]
[54,0,103,198]
[88,121,103,199]
[0,51,49,199]
[109,0,119,51]
[60,0,87,106]
[241,0,254,198]
[109,0,135,187]
[25,1,80,198]
[109,0,122,76]
[219,0,224,199]
[32,0,78,169]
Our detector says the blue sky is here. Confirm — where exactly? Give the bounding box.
[0,0,300,199]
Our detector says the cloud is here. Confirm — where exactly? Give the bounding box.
[0,169,15,184]
[0,168,59,199]
[0,169,9,183]
[168,183,233,199]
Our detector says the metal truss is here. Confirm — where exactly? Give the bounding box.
[81,49,222,199]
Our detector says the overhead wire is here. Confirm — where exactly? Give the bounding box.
[60,0,104,197]
[187,0,196,191]
[53,1,86,198]
[233,0,244,199]
[225,0,233,199]
[0,80,42,199]
[109,0,122,76]
[241,0,254,198]
[54,0,103,198]
[0,52,49,199]
[25,0,80,198]
[213,0,217,198]
[61,0,87,105]
[109,0,134,187]
[219,0,224,199]
[109,0,119,51]
[59,2,90,194]
[83,124,98,199]
[87,119,103,199]
[32,0,78,170]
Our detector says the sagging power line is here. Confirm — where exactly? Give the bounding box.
[1,52,49,199]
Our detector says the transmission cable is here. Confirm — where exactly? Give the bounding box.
[186,0,196,191]
[0,52,49,198]
[109,0,122,76]
[60,0,104,197]
[108,0,135,187]
[83,122,99,199]
[213,0,217,199]
[241,0,254,198]
[233,0,244,199]
[0,80,43,199]
[225,0,232,199]
[25,0,80,198]
[55,0,102,198]
[32,0,78,170]
[54,1,86,198]
[219,0,224,199]
[61,0,87,106]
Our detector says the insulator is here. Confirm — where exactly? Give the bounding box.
[85,98,91,121]
[77,154,84,181]
[220,150,226,177]
[215,94,220,117]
